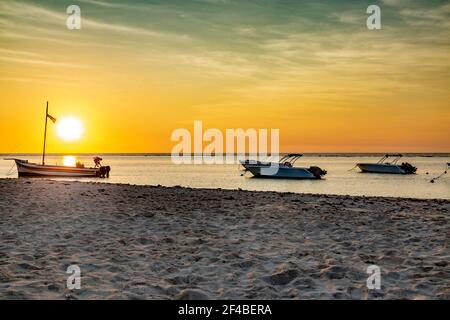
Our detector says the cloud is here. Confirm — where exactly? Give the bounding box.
[0,1,189,40]
[78,0,135,9]
[0,76,78,86]
[332,12,364,24]
[399,3,450,28]
[0,48,39,57]
[382,0,407,7]
[234,27,257,36]
[175,50,262,78]
[0,56,85,68]
[0,0,449,104]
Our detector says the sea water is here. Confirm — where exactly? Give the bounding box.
[0,154,448,200]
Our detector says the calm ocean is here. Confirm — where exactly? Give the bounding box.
[1,154,449,200]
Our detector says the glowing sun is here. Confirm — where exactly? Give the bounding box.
[56,117,84,141]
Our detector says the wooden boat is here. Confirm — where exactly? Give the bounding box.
[240,154,327,179]
[6,102,110,178]
[6,158,109,177]
[357,154,416,174]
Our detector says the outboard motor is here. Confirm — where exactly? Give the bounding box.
[99,166,110,178]
[400,162,417,174]
[308,166,327,178]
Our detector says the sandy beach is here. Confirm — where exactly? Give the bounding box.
[0,178,448,300]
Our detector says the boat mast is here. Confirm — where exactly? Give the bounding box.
[42,101,48,165]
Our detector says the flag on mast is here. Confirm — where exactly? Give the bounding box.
[47,113,57,123]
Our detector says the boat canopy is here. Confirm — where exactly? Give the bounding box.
[377,154,403,164]
[279,154,303,165]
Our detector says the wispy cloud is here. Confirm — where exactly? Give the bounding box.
[382,0,406,6]
[0,56,85,68]
[0,76,78,86]
[78,0,134,9]
[400,3,450,28]
[0,1,190,40]
[331,11,364,24]
[1,0,449,102]
[0,48,39,57]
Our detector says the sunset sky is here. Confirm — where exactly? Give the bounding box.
[0,0,449,153]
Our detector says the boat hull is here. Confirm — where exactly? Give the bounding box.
[13,159,104,177]
[243,164,321,179]
[357,163,407,174]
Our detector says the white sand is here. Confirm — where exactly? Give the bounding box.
[0,178,448,299]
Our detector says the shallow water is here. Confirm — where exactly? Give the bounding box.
[1,155,449,199]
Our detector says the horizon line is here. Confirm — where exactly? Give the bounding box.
[1,152,449,156]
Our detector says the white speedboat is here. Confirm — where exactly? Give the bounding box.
[240,154,327,179]
[357,154,416,174]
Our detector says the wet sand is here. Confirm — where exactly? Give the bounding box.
[0,178,448,299]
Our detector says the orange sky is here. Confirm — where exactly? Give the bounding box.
[0,0,449,153]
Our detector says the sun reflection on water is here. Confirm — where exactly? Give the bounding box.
[63,156,77,167]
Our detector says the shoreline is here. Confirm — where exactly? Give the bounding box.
[1,176,449,202]
[0,178,448,299]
